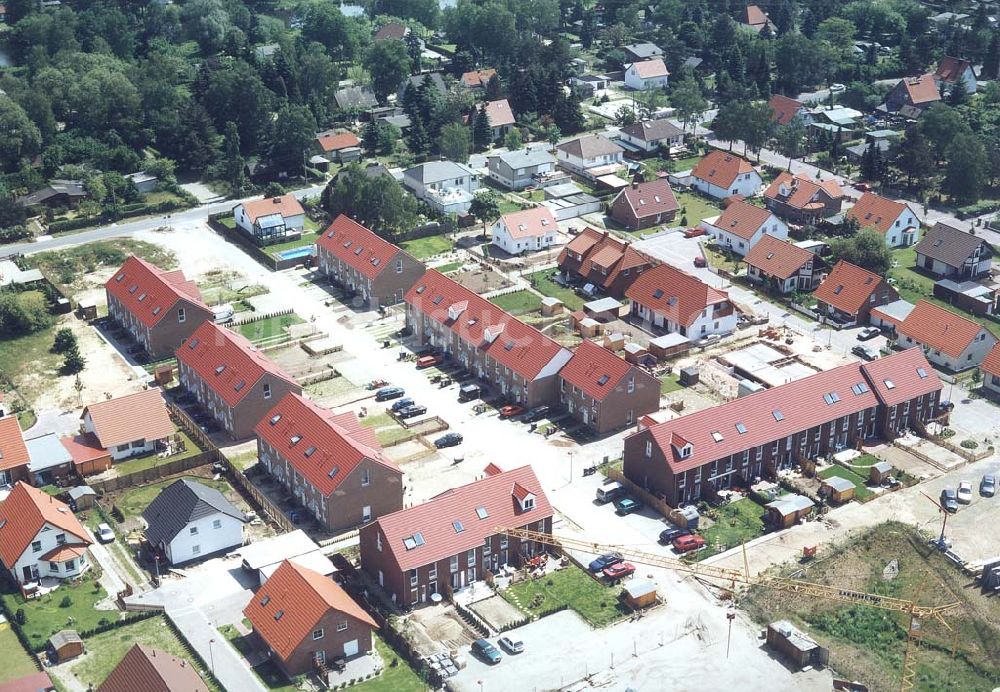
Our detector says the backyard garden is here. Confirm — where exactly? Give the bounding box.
[502,565,627,627]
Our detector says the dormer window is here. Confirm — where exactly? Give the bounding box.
[523,496,534,510]
[680,444,691,458]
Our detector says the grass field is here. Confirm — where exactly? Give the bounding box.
[31,240,176,292]
[819,464,874,501]
[503,565,626,627]
[675,191,722,226]
[695,498,767,560]
[434,260,464,274]
[353,634,426,692]
[490,290,543,315]
[742,522,1000,692]
[659,373,683,394]
[111,430,203,475]
[361,411,413,446]
[0,627,39,683]
[0,321,62,404]
[400,235,453,259]
[112,475,233,520]
[524,269,585,310]
[3,572,112,649]
[237,313,305,341]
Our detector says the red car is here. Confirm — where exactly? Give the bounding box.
[672,534,705,553]
[499,405,525,418]
[416,354,442,369]
[683,227,707,238]
[602,562,635,581]
[693,256,707,268]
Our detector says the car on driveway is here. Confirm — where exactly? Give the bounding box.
[498,636,524,654]
[851,345,878,361]
[857,327,880,341]
[694,256,707,268]
[981,474,997,497]
[673,534,706,553]
[614,497,642,515]
[434,432,463,448]
[96,523,115,543]
[588,552,623,572]
[957,480,973,504]
[471,639,502,664]
[683,227,707,238]
[375,386,405,402]
[522,406,551,423]
[499,405,525,418]
[602,562,635,582]
[416,354,442,369]
[397,404,427,419]
[658,526,691,544]
[390,397,414,412]
[940,487,959,513]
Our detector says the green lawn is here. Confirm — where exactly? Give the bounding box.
[352,634,426,692]
[675,191,722,226]
[400,235,453,259]
[819,465,874,501]
[3,572,112,650]
[434,261,464,274]
[498,199,523,214]
[703,243,740,273]
[238,313,305,342]
[852,454,881,468]
[0,627,39,683]
[111,430,203,476]
[503,565,627,627]
[220,625,297,692]
[695,498,767,560]
[524,269,585,310]
[659,373,683,394]
[218,216,237,229]
[113,476,233,521]
[0,323,62,405]
[490,290,543,315]
[361,412,414,446]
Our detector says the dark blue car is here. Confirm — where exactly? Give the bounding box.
[587,552,623,573]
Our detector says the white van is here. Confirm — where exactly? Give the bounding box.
[596,481,625,504]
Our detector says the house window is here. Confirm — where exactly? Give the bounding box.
[409,569,418,586]
[428,563,437,580]
[50,562,59,572]
[32,541,42,553]
[396,259,404,273]
[66,559,75,571]
[191,545,201,556]
[376,533,382,552]
[483,538,491,556]
[362,506,372,523]
[263,383,272,399]
[627,376,635,394]
[190,527,199,536]
[337,621,348,632]
[361,468,371,487]
[645,440,652,457]
[178,307,186,323]
[213,519,222,529]
[523,497,534,510]
[312,628,325,640]
[450,556,459,572]
[56,533,66,545]
[467,549,476,567]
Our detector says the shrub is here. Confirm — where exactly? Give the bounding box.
[52,327,77,354]
[59,596,72,608]
[15,608,25,624]
[961,439,979,449]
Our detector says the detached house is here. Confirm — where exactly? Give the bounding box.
[895,300,997,371]
[979,343,1000,397]
[934,56,977,95]
[558,340,660,433]
[846,192,920,248]
[81,388,175,461]
[405,270,572,407]
[245,560,377,675]
[556,135,624,178]
[610,178,679,231]
[624,59,669,90]
[402,160,480,214]
[703,200,789,256]
[105,256,214,360]
[142,478,245,565]
[314,131,362,164]
[885,75,941,115]
[557,227,653,298]
[813,260,899,326]
[315,215,425,308]
[627,264,736,339]
[622,43,662,63]
[740,4,774,33]
[491,207,559,255]
[486,149,558,190]
[690,151,761,200]
[359,465,552,608]
[0,483,91,585]
[763,172,844,224]
[98,645,207,692]
[460,69,496,90]
[618,119,684,154]
[482,99,515,142]
[744,234,826,294]
[767,94,806,126]
[255,393,403,533]
[913,221,993,280]
[233,195,306,246]
[175,321,301,440]
[0,416,31,486]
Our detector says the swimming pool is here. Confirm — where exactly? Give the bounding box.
[275,245,314,261]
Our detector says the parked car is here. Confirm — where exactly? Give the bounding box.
[434,432,463,448]
[499,404,525,418]
[595,481,625,504]
[96,523,115,544]
[416,354,442,369]
[614,497,642,516]
[522,406,551,423]
[938,400,955,413]
[693,256,707,268]
[471,639,502,664]
[683,227,707,238]
[855,182,872,192]
[390,397,414,412]
[940,487,959,513]
[375,386,404,402]
[981,474,997,497]
[857,327,880,341]
[830,82,846,92]
[658,526,691,544]
[588,552,623,572]
[957,480,973,504]
[458,383,481,402]
[673,534,706,553]
[602,562,636,582]
[397,404,428,419]
[851,345,878,361]
[498,636,524,654]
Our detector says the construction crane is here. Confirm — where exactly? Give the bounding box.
[500,527,961,692]
[920,490,952,550]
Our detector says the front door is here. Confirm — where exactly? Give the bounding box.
[21,565,33,582]
[344,640,359,657]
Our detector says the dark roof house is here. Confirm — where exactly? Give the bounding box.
[98,644,207,692]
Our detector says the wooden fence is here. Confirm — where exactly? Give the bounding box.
[89,451,220,494]
[219,457,296,534]
[606,468,674,518]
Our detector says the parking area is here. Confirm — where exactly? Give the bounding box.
[633,230,711,283]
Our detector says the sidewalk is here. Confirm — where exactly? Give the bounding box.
[170,604,267,692]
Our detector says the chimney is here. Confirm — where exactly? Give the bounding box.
[273,197,281,204]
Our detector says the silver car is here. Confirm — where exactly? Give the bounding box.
[499,636,524,654]
[981,475,997,497]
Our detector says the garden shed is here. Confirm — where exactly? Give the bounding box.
[765,494,814,529]
[620,580,657,610]
[870,461,893,485]
[47,630,83,662]
[819,476,856,505]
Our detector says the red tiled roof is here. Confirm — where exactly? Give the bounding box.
[41,544,88,562]
[60,434,110,466]
[461,69,496,88]
[316,214,411,280]
[710,200,773,241]
[0,671,54,692]
[175,322,298,408]
[368,466,552,571]
[405,270,569,381]
[240,195,304,224]
[861,347,942,407]
[743,4,768,26]
[105,256,207,330]
[484,99,515,128]
[255,393,397,497]
[0,416,29,473]
[563,227,605,257]
[764,171,842,210]
[616,179,679,220]
[0,483,91,567]
[244,561,376,663]
[316,132,361,153]
[691,151,754,189]
[83,388,174,450]
[498,207,557,239]
[373,22,407,40]
[898,74,941,105]
[934,57,973,84]
[629,59,669,79]
[98,644,207,692]
[743,234,817,280]
[483,462,504,476]
[846,192,909,235]
[767,95,804,126]
[625,264,730,327]
[983,343,1000,378]
[813,260,886,316]
[558,340,634,401]
[897,300,992,359]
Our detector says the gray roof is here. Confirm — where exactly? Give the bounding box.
[821,476,856,493]
[846,139,891,159]
[623,43,662,59]
[404,160,477,184]
[620,118,684,143]
[334,85,378,111]
[682,57,703,70]
[557,134,623,160]
[913,221,993,270]
[25,433,73,473]
[490,148,556,169]
[766,493,814,516]
[872,461,892,473]
[623,580,657,598]
[18,179,87,206]
[142,479,244,547]
[399,72,447,97]
[49,630,82,648]
[873,299,915,323]
[68,486,96,500]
